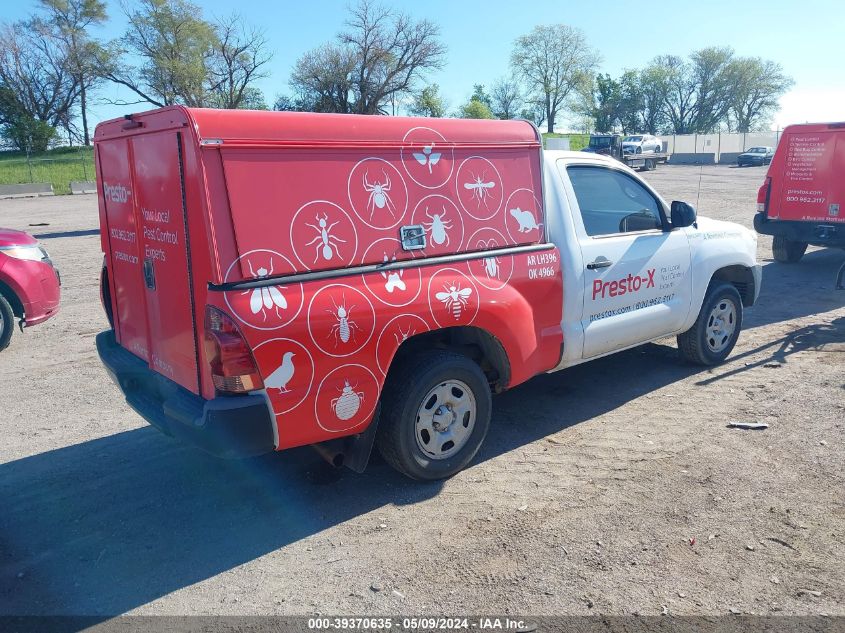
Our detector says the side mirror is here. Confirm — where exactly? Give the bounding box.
[671,201,697,228]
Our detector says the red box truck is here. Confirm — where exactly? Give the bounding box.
[95,107,759,480]
[755,122,845,262]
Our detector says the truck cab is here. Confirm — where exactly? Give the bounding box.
[545,151,760,366]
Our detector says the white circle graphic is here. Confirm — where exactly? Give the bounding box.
[307,283,375,358]
[504,188,544,244]
[427,267,480,327]
[290,200,359,271]
[360,237,422,307]
[455,156,504,220]
[253,337,315,415]
[223,249,304,331]
[466,227,513,291]
[347,157,409,229]
[410,194,464,256]
[401,126,454,189]
[375,313,430,375]
[315,363,379,433]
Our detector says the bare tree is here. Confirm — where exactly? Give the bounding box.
[290,44,356,113]
[511,24,600,133]
[490,77,522,120]
[0,20,80,148]
[207,14,271,109]
[291,0,445,114]
[38,0,108,145]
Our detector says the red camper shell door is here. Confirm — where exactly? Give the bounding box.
[777,130,844,223]
[100,131,199,392]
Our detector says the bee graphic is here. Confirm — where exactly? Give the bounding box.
[435,281,473,320]
[243,259,287,321]
[463,173,496,208]
[412,144,442,174]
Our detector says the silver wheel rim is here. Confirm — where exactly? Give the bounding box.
[415,379,477,460]
[706,297,737,353]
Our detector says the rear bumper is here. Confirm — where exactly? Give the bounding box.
[97,330,276,458]
[754,214,845,247]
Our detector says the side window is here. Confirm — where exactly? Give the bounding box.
[567,166,663,236]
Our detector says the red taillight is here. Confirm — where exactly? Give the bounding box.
[203,306,264,394]
[756,177,771,214]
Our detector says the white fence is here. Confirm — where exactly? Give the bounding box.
[659,132,782,164]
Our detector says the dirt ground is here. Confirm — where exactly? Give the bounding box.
[0,165,843,617]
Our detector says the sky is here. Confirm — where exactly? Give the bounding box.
[3,0,845,131]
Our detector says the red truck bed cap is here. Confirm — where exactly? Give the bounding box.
[95,106,542,147]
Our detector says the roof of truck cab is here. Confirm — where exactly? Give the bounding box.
[94,106,542,146]
[782,121,845,133]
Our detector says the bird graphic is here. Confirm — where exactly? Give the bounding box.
[265,351,295,394]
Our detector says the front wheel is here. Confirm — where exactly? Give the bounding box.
[772,235,807,263]
[376,350,492,480]
[0,293,15,352]
[677,283,743,366]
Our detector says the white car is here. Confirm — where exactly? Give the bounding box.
[622,134,662,154]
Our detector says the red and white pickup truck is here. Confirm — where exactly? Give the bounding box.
[95,107,761,480]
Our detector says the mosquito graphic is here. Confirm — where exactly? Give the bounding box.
[242,259,287,321]
[393,324,415,345]
[463,172,496,208]
[412,144,441,174]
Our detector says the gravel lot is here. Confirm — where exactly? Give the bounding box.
[0,165,843,617]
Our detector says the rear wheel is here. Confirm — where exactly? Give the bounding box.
[772,235,808,263]
[0,293,15,352]
[677,282,743,366]
[376,350,492,480]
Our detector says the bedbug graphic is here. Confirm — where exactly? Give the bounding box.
[423,207,453,246]
[242,259,287,321]
[436,281,473,320]
[305,213,347,262]
[363,170,396,219]
[331,380,365,421]
[327,295,361,346]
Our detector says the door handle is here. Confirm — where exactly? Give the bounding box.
[587,259,613,270]
[143,257,156,290]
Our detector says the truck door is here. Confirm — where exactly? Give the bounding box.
[561,163,693,358]
[99,131,200,393]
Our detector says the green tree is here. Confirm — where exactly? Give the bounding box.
[511,24,600,133]
[107,0,270,109]
[38,0,108,145]
[459,97,494,119]
[409,84,446,117]
[728,58,793,132]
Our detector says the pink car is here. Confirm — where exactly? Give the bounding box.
[0,228,61,351]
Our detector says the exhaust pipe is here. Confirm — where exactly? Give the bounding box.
[311,441,345,468]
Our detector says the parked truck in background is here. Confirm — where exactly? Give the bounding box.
[755,122,845,263]
[95,107,760,481]
[582,133,669,171]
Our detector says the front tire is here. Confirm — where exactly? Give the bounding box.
[376,350,492,480]
[772,235,807,263]
[0,293,15,352]
[677,282,743,366]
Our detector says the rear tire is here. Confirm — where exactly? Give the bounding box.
[677,282,743,366]
[0,293,15,352]
[376,350,492,481]
[772,235,807,263]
